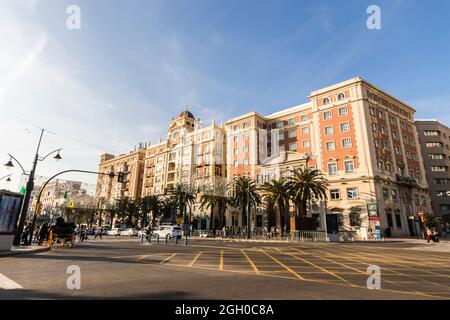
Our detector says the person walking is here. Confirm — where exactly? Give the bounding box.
[94,226,103,240]
[38,223,49,245]
[426,228,433,243]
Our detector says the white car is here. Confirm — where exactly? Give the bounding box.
[154,226,182,239]
[120,228,138,236]
[107,228,124,236]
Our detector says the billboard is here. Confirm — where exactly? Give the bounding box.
[0,191,23,234]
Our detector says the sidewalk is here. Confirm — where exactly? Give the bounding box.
[0,245,50,258]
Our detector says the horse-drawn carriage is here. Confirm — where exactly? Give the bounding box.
[46,220,76,248]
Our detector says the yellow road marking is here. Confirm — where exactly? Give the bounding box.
[220,250,224,271]
[277,248,354,286]
[241,249,260,275]
[160,253,177,264]
[188,252,202,267]
[260,248,304,280]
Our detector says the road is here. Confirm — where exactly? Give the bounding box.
[1,237,450,300]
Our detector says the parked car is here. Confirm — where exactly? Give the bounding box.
[107,228,124,236]
[101,227,110,235]
[154,226,182,239]
[120,228,139,236]
[138,228,152,237]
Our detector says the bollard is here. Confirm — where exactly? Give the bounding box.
[140,233,145,243]
[184,235,189,246]
[174,236,178,245]
[148,233,152,243]
[165,235,168,245]
[156,234,160,244]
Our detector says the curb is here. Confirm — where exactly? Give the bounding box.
[0,246,50,258]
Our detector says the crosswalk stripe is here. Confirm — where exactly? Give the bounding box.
[0,273,23,290]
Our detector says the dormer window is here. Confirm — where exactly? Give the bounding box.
[323,97,330,105]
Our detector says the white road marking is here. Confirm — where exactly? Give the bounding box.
[0,273,23,290]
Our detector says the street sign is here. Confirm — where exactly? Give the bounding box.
[367,203,379,218]
[69,200,75,208]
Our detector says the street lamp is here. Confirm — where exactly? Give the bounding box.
[5,128,63,246]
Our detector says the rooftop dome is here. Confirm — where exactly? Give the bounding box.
[179,108,195,119]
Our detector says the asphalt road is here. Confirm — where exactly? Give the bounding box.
[1,237,450,300]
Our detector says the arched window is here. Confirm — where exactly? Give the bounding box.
[338,93,345,101]
[233,125,238,132]
[323,97,330,105]
[243,122,248,128]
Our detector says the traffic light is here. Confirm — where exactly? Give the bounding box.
[117,172,125,183]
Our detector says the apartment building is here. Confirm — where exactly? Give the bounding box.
[226,77,431,237]
[415,120,450,217]
[96,149,145,202]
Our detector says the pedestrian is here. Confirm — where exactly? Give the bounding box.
[38,223,49,245]
[94,226,103,240]
[222,226,226,238]
[426,228,432,243]
[432,230,440,243]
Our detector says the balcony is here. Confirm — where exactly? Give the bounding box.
[395,174,418,187]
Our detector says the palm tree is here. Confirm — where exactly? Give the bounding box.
[116,197,140,227]
[260,178,290,231]
[232,176,261,238]
[160,197,178,223]
[138,196,160,228]
[287,168,327,224]
[171,183,196,222]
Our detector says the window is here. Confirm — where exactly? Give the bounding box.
[395,146,401,155]
[350,212,361,226]
[378,111,384,119]
[303,140,310,148]
[340,122,350,132]
[323,97,330,105]
[325,126,334,135]
[276,121,284,128]
[289,143,297,151]
[233,125,239,132]
[347,188,359,199]
[424,130,440,136]
[233,136,238,143]
[383,188,389,200]
[431,166,448,172]
[330,189,341,200]
[326,141,336,151]
[395,214,402,228]
[426,142,444,148]
[233,148,238,155]
[233,160,238,167]
[372,123,378,131]
[243,146,249,154]
[328,163,337,175]
[344,160,354,173]
[370,107,376,115]
[242,159,249,166]
[392,131,398,139]
[338,93,346,101]
[380,126,386,134]
[289,118,295,125]
[338,107,348,116]
[391,190,398,201]
[429,154,445,160]
[383,141,389,150]
[243,122,248,128]
[301,114,308,122]
[342,138,352,148]
[243,133,249,140]
[387,213,393,227]
[289,129,297,138]
[301,127,309,135]
[377,161,384,171]
[278,131,284,140]
[323,111,332,120]
[389,115,396,124]
[374,139,380,147]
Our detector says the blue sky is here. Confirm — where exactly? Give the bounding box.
[1,0,449,188]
